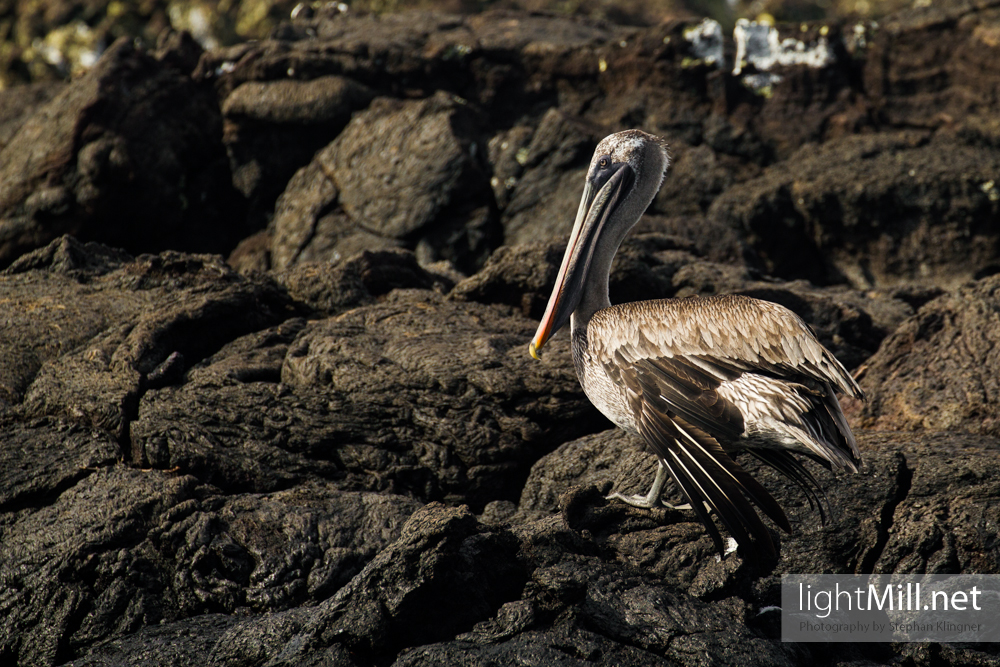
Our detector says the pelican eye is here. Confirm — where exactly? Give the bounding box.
[591,155,616,188]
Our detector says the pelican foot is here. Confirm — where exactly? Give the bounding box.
[606,460,692,510]
[605,491,692,511]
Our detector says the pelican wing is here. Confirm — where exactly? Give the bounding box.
[591,294,863,470]
[593,295,864,399]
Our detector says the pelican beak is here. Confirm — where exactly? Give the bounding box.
[530,163,634,358]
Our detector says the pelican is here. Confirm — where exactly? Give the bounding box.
[529,130,863,562]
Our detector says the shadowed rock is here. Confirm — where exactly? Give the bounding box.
[6,239,296,441]
[221,75,376,226]
[859,274,1000,435]
[865,432,1000,574]
[651,140,763,218]
[0,39,246,267]
[865,0,1000,130]
[207,504,526,666]
[0,466,421,666]
[63,615,241,667]
[392,629,678,667]
[0,419,119,512]
[499,109,605,246]
[710,132,1000,288]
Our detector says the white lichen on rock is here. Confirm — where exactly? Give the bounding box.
[732,19,835,76]
[741,72,784,97]
[684,18,724,68]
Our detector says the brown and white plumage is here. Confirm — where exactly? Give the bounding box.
[529,130,863,562]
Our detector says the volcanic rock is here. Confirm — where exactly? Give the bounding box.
[269,92,500,273]
[0,39,246,267]
[858,274,1000,435]
[221,75,375,225]
[711,132,1000,288]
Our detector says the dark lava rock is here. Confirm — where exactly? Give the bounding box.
[212,504,526,666]
[864,432,1000,574]
[864,0,1000,131]
[0,419,119,512]
[0,237,135,410]
[0,468,210,666]
[275,248,441,316]
[272,289,602,504]
[221,74,376,225]
[450,241,567,320]
[63,614,241,667]
[125,284,602,503]
[4,237,296,441]
[0,465,420,667]
[0,39,246,267]
[204,501,794,667]
[269,92,500,273]
[222,76,375,127]
[5,2,1000,292]
[0,81,65,150]
[517,429,644,520]
[858,274,1000,435]
[202,9,636,115]
[205,8,865,263]
[652,140,763,218]
[391,629,680,667]
[499,109,606,246]
[710,132,1000,288]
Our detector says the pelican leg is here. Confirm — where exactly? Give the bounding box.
[606,461,693,510]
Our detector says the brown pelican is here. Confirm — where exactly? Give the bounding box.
[529,130,863,562]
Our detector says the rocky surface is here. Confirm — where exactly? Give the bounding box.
[268,91,500,273]
[0,38,246,266]
[2,2,1000,666]
[711,132,1000,288]
[857,275,1000,436]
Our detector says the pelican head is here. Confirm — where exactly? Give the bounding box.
[530,130,670,359]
